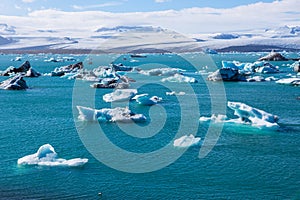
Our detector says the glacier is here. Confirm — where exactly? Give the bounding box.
[17,144,88,167]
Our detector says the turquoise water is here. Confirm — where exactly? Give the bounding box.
[0,53,299,199]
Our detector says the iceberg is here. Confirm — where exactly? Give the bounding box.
[103,89,137,102]
[77,106,146,123]
[17,144,88,167]
[258,50,288,61]
[161,74,197,83]
[50,62,83,76]
[276,78,300,86]
[173,134,201,148]
[0,61,40,77]
[0,75,28,90]
[166,91,186,96]
[132,94,162,106]
[139,68,184,76]
[221,60,279,74]
[207,68,246,82]
[200,101,279,130]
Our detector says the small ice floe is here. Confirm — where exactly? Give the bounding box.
[265,76,279,81]
[247,76,265,82]
[173,134,201,148]
[166,91,186,96]
[17,144,88,167]
[77,106,146,123]
[49,62,83,76]
[103,89,137,102]
[11,56,22,61]
[132,94,162,106]
[0,75,28,90]
[200,101,280,130]
[276,78,300,86]
[139,68,184,76]
[161,74,197,83]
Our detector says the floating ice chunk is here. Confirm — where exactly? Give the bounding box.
[77,106,146,122]
[227,101,279,129]
[166,91,186,96]
[161,74,197,83]
[247,76,265,82]
[265,76,279,81]
[132,94,162,106]
[17,144,88,167]
[103,89,137,102]
[0,75,28,90]
[173,134,201,148]
[276,78,300,86]
[200,102,279,130]
[139,68,184,76]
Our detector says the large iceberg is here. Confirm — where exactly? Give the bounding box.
[173,134,201,148]
[0,75,28,90]
[200,101,279,130]
[77,106,146,122]
[103,89,137,102]
[17,144,88,167]
[221,60,279,74]
[132,94,162,106]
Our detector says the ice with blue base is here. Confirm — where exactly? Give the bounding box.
[200,101,279,130]
[17,144,88,167]
[77,106,146,122]
[132,94,162,106]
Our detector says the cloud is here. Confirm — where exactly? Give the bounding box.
[22,0,35,3]
[155,0,171,3]
[72,2,123,10]
[1,0,299,35]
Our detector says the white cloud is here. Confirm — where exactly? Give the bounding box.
[1,0,299,35]
[72,2,123,10]
[155,0,171,3]
[22,0,35,3]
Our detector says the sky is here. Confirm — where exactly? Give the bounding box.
[1,0,276,15]
[0,0,299,34]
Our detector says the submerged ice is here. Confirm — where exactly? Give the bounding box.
[17,144,88,167]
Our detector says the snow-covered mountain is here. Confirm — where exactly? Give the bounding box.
[0,24,300,53]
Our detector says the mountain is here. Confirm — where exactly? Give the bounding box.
[0,24,300,53]
[0,24,16,35]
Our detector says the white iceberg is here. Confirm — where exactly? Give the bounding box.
[161,74,197,83]
[103,89,137,102]
[173,134,201,148]
[17,144,88,167]
[276,78,300,86]
[139,68,184,76]
[166,91,186,96]
[132,94,162,106]
[200,101,279,130]
[77,106,146,122]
